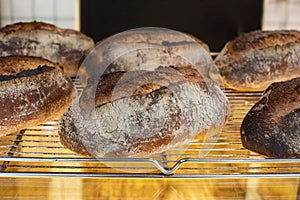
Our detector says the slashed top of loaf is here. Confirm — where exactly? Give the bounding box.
[80,66,207,109]
[229,30,300,52]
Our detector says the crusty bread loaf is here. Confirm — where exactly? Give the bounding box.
[0,56,75,136]
[211,30,300,91]
[241,77,300,158]
[79,28,212,85]
[0,21,94,77]
[59,66,229,158]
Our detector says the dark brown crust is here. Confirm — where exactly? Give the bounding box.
[213,30,300,91]
[0,21,77,35]
[230,30,300,52]
[59,66,229,158]
[0,56,75,136]
[0,21,94,77]
[241,77,300,158]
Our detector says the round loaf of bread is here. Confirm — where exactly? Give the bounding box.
[59,66,229,158]
[79,28,212,85]
[241,77,300,158]
[211,30,300,91]
[0,21,94,77]
[0,56,75,137]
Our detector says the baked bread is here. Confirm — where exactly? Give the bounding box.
[79,28,212,85]
[211,30,300,91]
[0,56,75,137]
[59,66,229,158]
[241,77,300,158]
[0,21,94,77]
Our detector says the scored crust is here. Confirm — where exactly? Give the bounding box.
[79,66,209,119]
[0,56,75,136]
[81,66,207,109]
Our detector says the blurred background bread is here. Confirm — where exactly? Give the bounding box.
[0,21,94,77]
[212,30,300,91]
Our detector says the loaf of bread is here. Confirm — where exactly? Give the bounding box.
[0,21,94,77]
[211,30,300,91]
[0,56,75,137]
[241,77,300,158]
[59,66,229,158]
[79,28,213,85]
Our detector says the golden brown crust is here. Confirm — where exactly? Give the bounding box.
[213,30,300,91]
[241,77,300,158]
[0,55,62,75]
[0,21,95,77]
[0,56,75,136]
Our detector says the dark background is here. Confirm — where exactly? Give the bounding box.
[80,0,263,52]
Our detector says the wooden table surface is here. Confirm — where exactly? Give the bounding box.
[0,177,299,200]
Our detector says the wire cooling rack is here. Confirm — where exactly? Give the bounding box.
[0,79,299,178]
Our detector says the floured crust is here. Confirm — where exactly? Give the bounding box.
[212,30,300,91]
[81,66,207,109]
[228,30,300,53]
[79,30,212,85]
[0,21,95,77]
[241,77,300,158]
[0,56,75,136]
[59,66,230,158]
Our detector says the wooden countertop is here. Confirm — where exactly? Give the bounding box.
[0,177,299,199]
